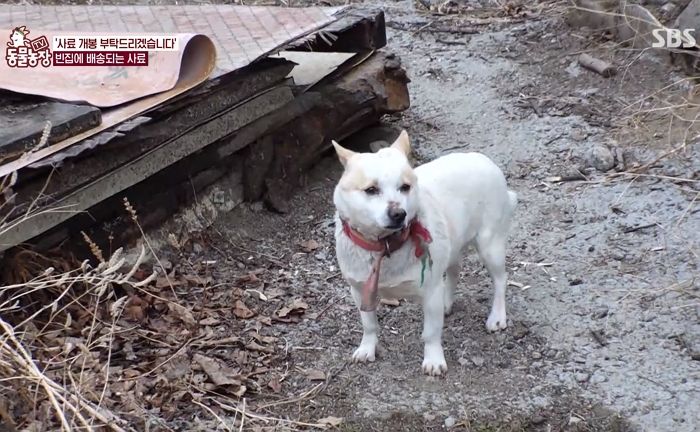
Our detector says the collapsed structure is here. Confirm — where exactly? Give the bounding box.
[0,5,410,254]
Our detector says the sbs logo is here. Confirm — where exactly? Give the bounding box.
[651,28,697,48]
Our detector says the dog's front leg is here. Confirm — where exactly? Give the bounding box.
[422,280,447,375]
[349,284,378,362]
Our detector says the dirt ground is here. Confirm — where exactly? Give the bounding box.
[146,1,699,431]
[120,3,700,431]
[4,1,699,431]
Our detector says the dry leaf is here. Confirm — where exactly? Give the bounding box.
[246,289,268,301]
[124,305,146,322]
[237,270,263,285]
[199,316,221,326]
[300,239,320,252]
[306,369,325,381]
[268,378,282,393]
[380,298,400,307]
[168,303,196,326]
[277,299,309,318]
[265,287,285,299]
[318,416,343,427]
[232,349,248,366]
[233,300,255,319]
[290,299,309,309]
[155,277,182,289]
[193,353,242,387]
[245,341,274,354]
[183,274,212,286]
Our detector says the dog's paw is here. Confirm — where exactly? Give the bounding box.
[352,344,376,362]
[444,302,453,316]
[486,309,508,331]
[422,345,447,376]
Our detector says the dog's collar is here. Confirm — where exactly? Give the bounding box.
[340,218,432,258]
[341,218,433,312]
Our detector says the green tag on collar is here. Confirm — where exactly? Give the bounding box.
[420,249,433,288]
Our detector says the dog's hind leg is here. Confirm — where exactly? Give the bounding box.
[476,231,509,331]
[349,284,379,362]
[444,263,460,316]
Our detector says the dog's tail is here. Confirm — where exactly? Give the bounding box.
[504,190,518,225]
[507,190,518,212]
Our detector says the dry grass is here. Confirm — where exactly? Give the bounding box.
[0,194,151,430]
[0,126,143,431]
[0,136,329,430]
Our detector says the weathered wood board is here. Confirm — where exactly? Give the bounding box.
[0,97,102,163]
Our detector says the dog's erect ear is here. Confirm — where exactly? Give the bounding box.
[332,140,356,168]
[390,130,411,157]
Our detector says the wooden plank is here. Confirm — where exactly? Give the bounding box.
[286,9,386,53]
[0,86,295,252]
[34,86,319,251]
[242,51,410,211]
[8,60,295,218]
[0,98,101,163]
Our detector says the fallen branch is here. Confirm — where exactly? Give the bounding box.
[579,53,616,77]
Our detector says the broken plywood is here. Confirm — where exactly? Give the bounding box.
[0,100,101,163]
[271,51,355,86]
[0,85,295,251]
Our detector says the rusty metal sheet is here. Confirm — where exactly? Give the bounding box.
[0,32,215,107]
[0,5,344,79]
[0,5,344,178]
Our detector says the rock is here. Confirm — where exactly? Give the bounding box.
[591,373,607,384]
[471,356,485,367]
[571,128,587,141]
[531,414,547,425]
[660,3,677,18]
[593,306,610,319]
[193,243,204,254]
[532,351,542,360]
[586,144,616,172]
[565,61,582,77]
[575,372,590,383]
[444,416,456,428]
[458,357,470,366]
[566,0,617,31]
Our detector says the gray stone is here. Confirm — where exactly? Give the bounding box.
[660,3,677,16]
[591,373,607,384]
[586,144,616,172]
[471,356,485,367]
[575,372,590,383]
[444,416,456,428]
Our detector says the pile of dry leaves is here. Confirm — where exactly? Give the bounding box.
[0,204,341,431]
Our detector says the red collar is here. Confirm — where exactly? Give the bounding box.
[341,218,432,258]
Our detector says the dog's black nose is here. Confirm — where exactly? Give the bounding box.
[387,207,406,225]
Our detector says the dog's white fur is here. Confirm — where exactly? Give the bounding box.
[332,131,517,375]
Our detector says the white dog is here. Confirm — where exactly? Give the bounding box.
[332,130,517,375]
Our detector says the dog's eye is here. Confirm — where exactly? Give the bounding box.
[364,186,380,195]
[399,184,411,193]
